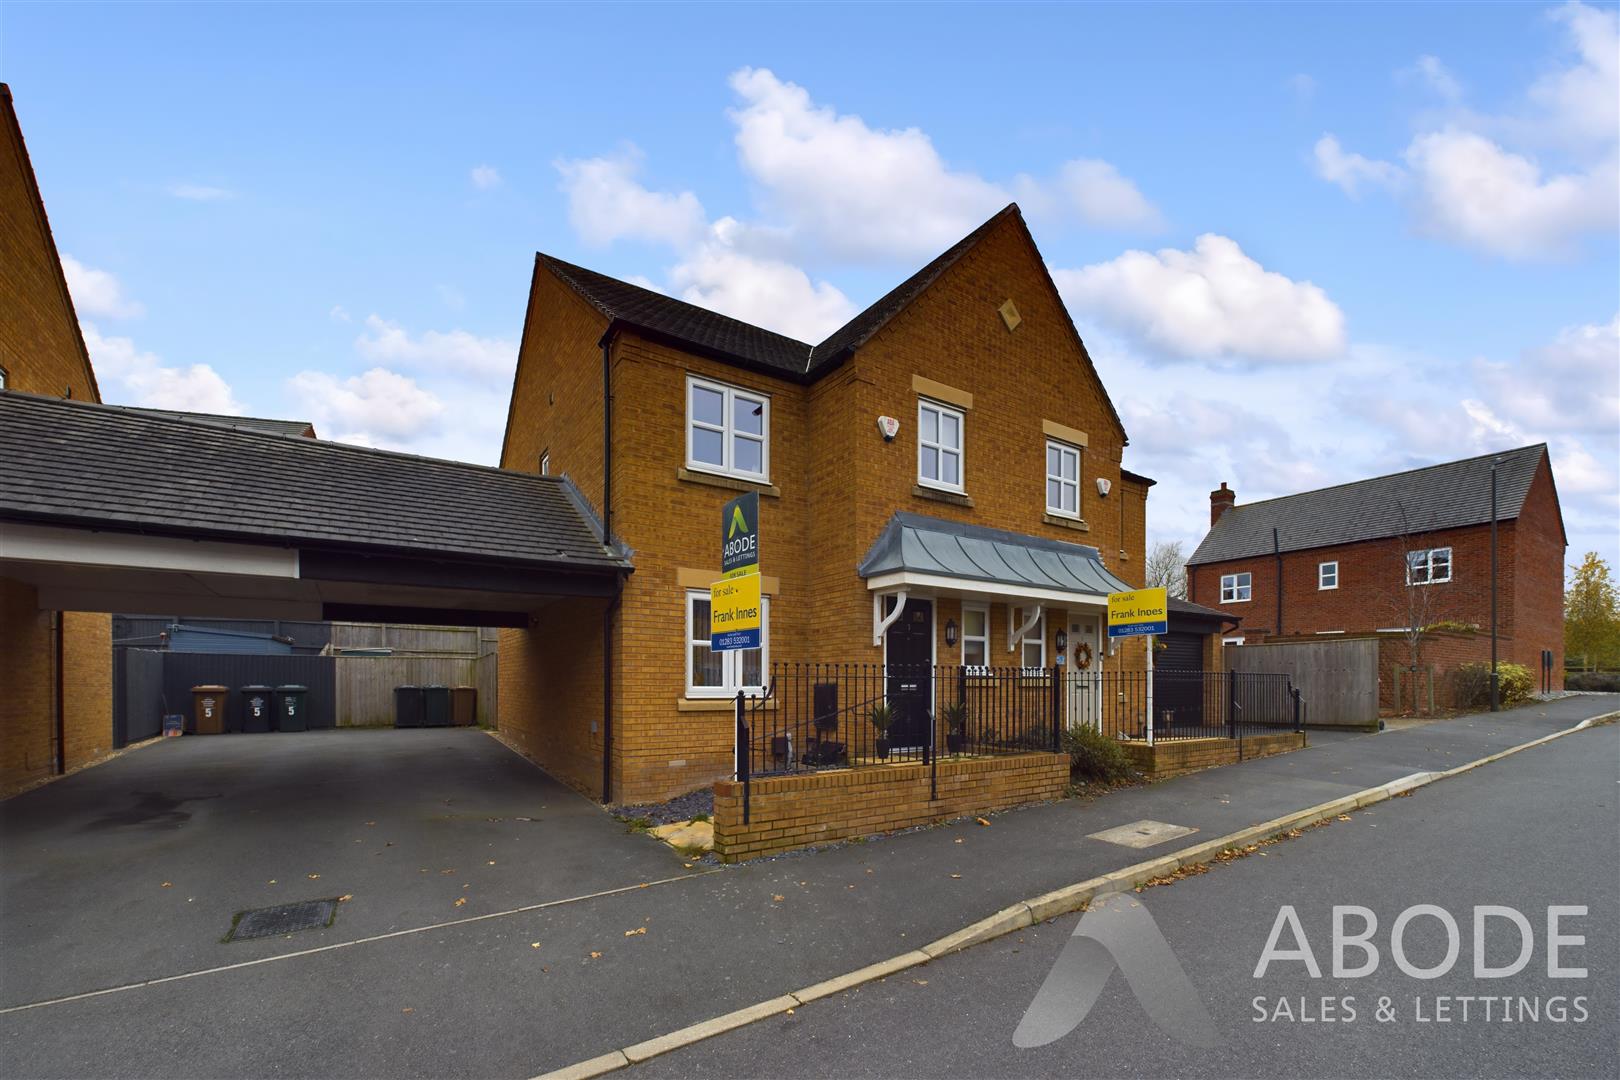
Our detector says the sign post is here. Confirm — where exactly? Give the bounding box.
[1106,587,1168,745]
[711,491,762,653]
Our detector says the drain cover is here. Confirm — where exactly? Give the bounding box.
[227,898,337,941]
[1088,819,1197,849]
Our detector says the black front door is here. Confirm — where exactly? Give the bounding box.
[885,599,933,750]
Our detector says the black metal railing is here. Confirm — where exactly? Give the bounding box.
[1064,668,1303,741]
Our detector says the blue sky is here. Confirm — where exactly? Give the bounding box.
[5,2,1617,571]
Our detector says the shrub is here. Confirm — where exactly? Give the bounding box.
[1452,662,1534,710]
[1566,671,1620,692]
[1064,724,1134,784]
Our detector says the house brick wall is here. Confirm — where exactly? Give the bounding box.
[1510,455,1566,687]
[500,211,1148,805]
[1,87,114,796]
[711,751,1069,861]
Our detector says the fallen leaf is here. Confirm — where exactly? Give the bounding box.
[268,879,277,885]
[976,817,991,826]
[865,869,873,875]
[487,860,496,866]
[307,873,320,880]
[954,838,964,844]
[683,863,694,869]
[440,869,455,875]
[366,821,377,826]
[913,979,929,986]
[949,874,962,879]
[402,1007,414,1014]
[589,951,602,959]
[1337,815,1351,822]
[624,926,647,936]
[530,942,541,949]
[772,894,785,902]
[161,882,173,888]
[338,894,354,903]
[786,1008,795,1015]
[453,897,467,907]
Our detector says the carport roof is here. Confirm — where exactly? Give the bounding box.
[0,391,630,572]
[858,511,1132,598]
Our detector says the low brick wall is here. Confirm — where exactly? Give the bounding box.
[1120,732,1306,778]
[712,752,1069,862]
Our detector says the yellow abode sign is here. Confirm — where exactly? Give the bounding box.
[1106,587,1168,638]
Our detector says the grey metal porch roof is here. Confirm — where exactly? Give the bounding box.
[857,512,1132,597]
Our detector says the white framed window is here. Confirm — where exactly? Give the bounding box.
[0,364,8,389]
[1406,547,1452,585]
[1220,572,1252,603]
[961,604,990,669]
[917,399,964,492]
[685,590,768,698]
[1223,636,1246,646]
[1014,607,1045,669]
[686,376,769,482]
[1045,440,1080,518]
[1318,561,1338,590]
[539,451,550,476]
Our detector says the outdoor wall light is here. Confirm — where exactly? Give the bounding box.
[944,618,958,647]
[1055,628,1068,653]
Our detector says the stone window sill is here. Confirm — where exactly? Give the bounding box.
[913,484,974,508]
[677,697,777,713]
[1043,513,1089,532]
[676,467,781,498]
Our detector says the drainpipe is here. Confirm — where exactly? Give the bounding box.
[1273,527,1283,638]
[52,611,66,774]
[601,327,617,803]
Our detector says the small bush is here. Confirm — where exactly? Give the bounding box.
[1452,662,1534,710]
[1566,671,1620,692]
[1064,724,1134,784]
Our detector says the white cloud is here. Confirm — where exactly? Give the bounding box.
[168,183,235,201]
[1052,234,1347,362]
[1312,135,1404,198]
[555,150,708,249]
[286,367,444,443]
[670,224,856,342]
[1021,159,1164,231]
[1403,130,1617,259]
[354,315,516,380]
[81,321,242,414]
[1474,312,1619,434]
[61,256,144,319]
[329,305,352,323]
[1315,2,1619,260]
[470,164,503,190]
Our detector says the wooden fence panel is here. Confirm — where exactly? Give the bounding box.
[333,654,498,727]
[1223,638,1378,729]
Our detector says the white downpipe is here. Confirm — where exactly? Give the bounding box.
[872,589,909,646]
[1145,634,1155,746]
[1008,603,1043,653]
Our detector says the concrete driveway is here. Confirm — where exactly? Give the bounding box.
[0,729,690,1011]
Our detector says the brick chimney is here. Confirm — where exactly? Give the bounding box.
[1210,482,1236,526]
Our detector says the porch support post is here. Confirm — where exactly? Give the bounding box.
[872,589,908,646]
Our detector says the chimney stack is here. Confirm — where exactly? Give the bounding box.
[1210,482,1236,526]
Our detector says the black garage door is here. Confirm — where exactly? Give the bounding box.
[1154,631,1206,731]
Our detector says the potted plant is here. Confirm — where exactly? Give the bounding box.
[941,700,968,754]
[868,701,894,761]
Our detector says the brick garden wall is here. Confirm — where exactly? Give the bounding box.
[711,752,1069,861]
[1119,732,1306,779]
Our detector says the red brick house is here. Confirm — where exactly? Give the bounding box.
[1187,445,1566,705]
[499,204,1157,808]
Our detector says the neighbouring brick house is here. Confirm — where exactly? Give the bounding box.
[1186,445,1566,709]
[0,84,114,794]
[499,204,1156,806]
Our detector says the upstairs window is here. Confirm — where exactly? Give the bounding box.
[687,376,769,482]
[1045,440,1080,518]
[917,399,964,492]
[1319,561,1338,590]
[1406,547,1452,585]
[1220,572,1252,603]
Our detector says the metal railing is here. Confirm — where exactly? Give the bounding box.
[1064,668,1304,742]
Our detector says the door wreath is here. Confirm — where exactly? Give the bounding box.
[1074,641,1093,669]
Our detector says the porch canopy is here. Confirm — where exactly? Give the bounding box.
[858,511,1132,644]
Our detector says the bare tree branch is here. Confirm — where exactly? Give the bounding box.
[1146,540,1188,599]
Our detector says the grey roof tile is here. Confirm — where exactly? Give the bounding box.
[109,405,316,438]
[1187,444,1549,566]
[0,391,630,572]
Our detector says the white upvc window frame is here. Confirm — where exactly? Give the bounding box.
[917,398,965,493]
[684,589,769,698]
[1223,636,1246,646]
[1318,560,1338,590]
[539,450,550,476]
[1044,439,1081,519]
[960,603,990,670]
[1405,546,1453,586]
[686,375,770,483]
[1220,572,1252,604]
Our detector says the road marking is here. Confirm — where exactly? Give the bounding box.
[0,869,721,1017]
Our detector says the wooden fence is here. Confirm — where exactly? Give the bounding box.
[1223,637,1378,729]
[333,654,498,727]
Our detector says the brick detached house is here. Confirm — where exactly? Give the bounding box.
[1187,444,1566,708]
[0,84,114,794]
[499,204,1157,810]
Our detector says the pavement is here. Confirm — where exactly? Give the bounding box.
[627,720,1620,1079]
[0,695,1613,1078]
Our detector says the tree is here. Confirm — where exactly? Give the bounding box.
[1565,552,1620,672]
[1145,540,1187,599]
[1380,501,1470,714]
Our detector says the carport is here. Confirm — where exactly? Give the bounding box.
[0,390,631,793]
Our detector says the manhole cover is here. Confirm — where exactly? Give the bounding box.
[227,898,337,941]
[1088,819,1197,849]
